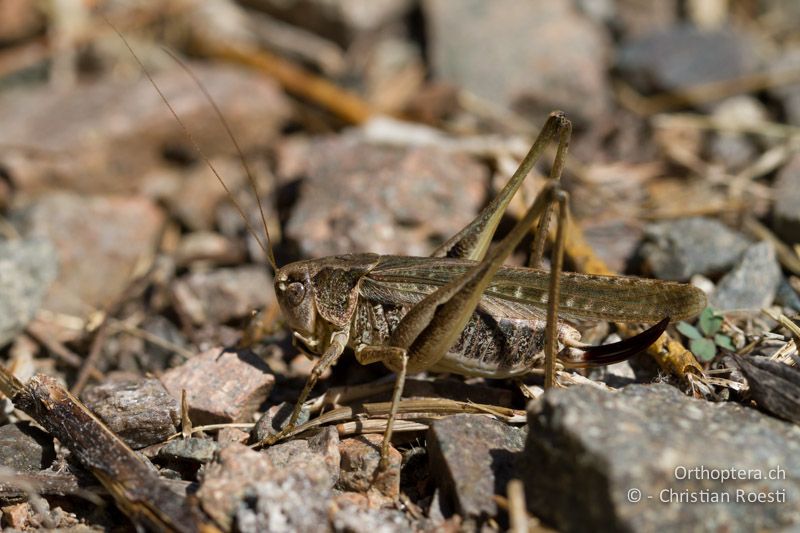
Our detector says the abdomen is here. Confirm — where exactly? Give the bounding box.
[351,300,576,378]
[432,312,554,378]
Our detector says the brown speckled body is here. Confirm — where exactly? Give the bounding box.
[275,253,704,377]
[262,112,707,459]
[350,298,578,378]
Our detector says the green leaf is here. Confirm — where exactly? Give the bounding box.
[714,333,735,351]
[698,307,723,337]
[676,322,703,340]
[690,337,717,362]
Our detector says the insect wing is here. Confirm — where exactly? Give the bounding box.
[362,256,705,323]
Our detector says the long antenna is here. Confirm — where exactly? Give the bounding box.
[162,48,277,272]
[106,19,278,272]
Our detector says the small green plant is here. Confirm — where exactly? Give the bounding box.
[676,307,735,362]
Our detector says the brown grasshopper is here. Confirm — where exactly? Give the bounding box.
[125,36,706,471]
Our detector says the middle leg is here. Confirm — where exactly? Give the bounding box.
[355,345,409,471]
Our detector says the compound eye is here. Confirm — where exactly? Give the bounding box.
[286,282,306,306]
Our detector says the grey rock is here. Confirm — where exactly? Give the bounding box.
[427,414,525,518]
[709,133,757,171]
[159,437,219,464]
[197,443,275,532]
[710,241,781,310]
[159,347,275,425]
[0,238,56,347]
[590,359,637,388]
[617,24,759,95]
[768,47,800,126]
[641,217,750,280]
[82,377,179,449]
[425,0,611,123]
[171,265,273,325]
[772,154,800,244]
[0,422,55,472]
[0,65,289,195]
[235,466,332,533]
[708,98,768,172]
[330,495,412,533]
[337,434,401,500]
[281,136,487,257]
[775,276,800,311]
[138,315,190,373]
[581,218,644,274]
[264,427,340,488]
[13,192,165,339]
[521,384,800,533]
[252,401,311,443]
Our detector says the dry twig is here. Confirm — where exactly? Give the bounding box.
[0,368,219,532]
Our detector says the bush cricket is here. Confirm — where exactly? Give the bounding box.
[262,112,706,470]
[122,35,707,473]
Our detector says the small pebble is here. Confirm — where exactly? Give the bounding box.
[337,434,401,501]
[160,347,275,425]
[83,376,179,449]
[710,241,781,310]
